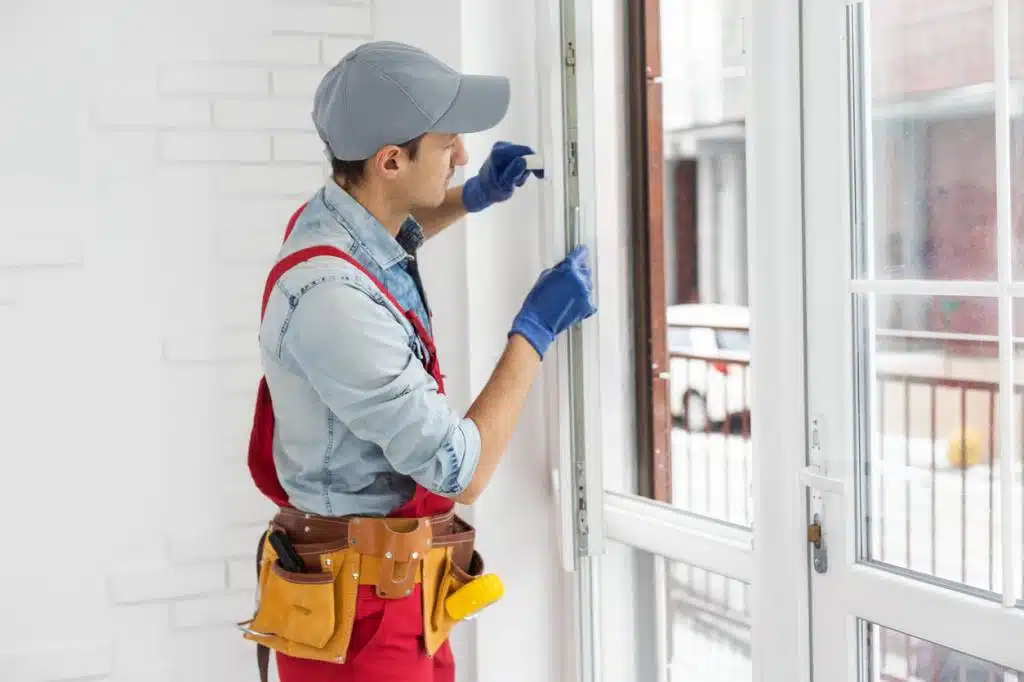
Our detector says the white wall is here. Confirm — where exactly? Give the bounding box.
[0,1,565,681]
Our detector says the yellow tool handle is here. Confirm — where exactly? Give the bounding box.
[444,573,504,620]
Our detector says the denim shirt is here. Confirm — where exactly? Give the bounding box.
[258,180,481,517]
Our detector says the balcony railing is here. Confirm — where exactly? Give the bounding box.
[664,322,1024,680]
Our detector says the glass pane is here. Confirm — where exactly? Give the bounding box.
[601,541,751,682]
[1009,0,1024,281]
[860,621,1023,681]
[1015,301,1024,599]
[604,0,754,518]
[1016,114,1023,276]
[666,308,752,528]
[1013,0,1024,279]
[860,2,997,281]
[669,382,752,526]
[660,0,752,525]
[858,294,1007,593]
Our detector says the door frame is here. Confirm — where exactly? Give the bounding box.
[745,0,814,680]
[625,0,673,503]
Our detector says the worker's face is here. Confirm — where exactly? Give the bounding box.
[401,133,469,209]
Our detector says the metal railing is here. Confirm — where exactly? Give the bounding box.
[665,562,752,673]
[663,330,1024,679]
[872,371,1024,682]
[664,339,755,672]
[667,349,752,527]
[873,372,1021,589]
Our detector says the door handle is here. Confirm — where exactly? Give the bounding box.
[799,466,845,495]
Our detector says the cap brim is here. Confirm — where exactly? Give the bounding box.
[430,74,510,135]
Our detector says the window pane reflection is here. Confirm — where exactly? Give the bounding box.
[865,1,998,282]
[859,294,1008,594]
[661,0,753,527]
[601,541,751,682]
[861,621,1022,682]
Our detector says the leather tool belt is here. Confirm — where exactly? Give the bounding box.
[239,507,484,664]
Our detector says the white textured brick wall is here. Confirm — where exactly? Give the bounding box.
[0,1,374,680]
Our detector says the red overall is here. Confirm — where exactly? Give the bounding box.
[246,205,457,682]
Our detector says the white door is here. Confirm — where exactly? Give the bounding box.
[803,0,1024,679]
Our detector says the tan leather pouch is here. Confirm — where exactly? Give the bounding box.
[242,540,361,663]
[249,561,335,648]
[422,548,484,655]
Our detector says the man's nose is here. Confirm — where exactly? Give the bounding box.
[452,136,469,167]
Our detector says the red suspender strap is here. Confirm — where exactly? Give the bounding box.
[261,245,421,326]
[261,245,346,318]
[282,202,305,242]
[262,204,424,326]
[249,203,447,507]
[260,205,443,394]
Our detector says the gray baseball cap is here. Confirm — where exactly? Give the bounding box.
[313,41,511,161]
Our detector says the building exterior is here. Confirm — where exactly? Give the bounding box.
[661,0,1024,335]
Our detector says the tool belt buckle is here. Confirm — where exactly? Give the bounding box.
[350,517,433,599]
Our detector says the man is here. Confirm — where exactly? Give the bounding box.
[240,41,596,682]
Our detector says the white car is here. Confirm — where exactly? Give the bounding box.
[666,304,751,432]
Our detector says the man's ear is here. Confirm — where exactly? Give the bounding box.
[374,146,402,178]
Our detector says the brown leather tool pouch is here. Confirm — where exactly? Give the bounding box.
[422,547,485,655]
[251,561,336,648]
[240,511,477,664]
[241,537,360,663]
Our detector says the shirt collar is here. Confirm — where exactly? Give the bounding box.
[322,179,422,270]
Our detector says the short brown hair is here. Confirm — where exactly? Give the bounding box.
[331,134,423,188]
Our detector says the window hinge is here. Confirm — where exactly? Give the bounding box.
[575,455,590,551]
[565,40,576,73]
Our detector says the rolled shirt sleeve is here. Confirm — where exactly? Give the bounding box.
[283,278,480,497]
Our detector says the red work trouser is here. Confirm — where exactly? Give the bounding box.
[275,584,455,682]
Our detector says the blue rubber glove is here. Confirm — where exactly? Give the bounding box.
[462,141,544,213]
[510,245,598,359]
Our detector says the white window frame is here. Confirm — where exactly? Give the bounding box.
[803,0,1024,679]
[534,0,606,680]
[542,0,815,681]
[745,1,814,681]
